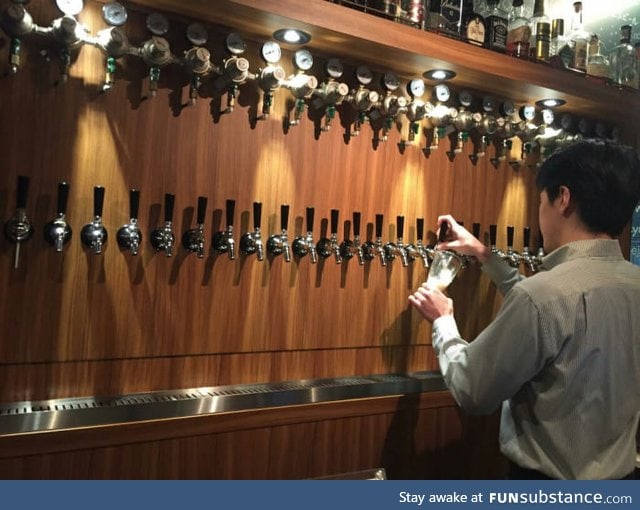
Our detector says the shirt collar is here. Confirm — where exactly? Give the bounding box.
[540,239,623,270]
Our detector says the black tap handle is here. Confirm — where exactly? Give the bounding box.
[164,193,175,222]
[306,207,315,233]
[353,212,361,237]
[507,225,514,246]
[537,230,544,250]
[57,181,70,216]
[253,201,262,230]
[196,196,208,225]
[281,204,289,231]
[397,215,404,239]
[438,220,448,243]
[94,186,105,218]
[330,209,339,235]
[472,222,481,239]
[416,218,424,241]
[16,175,29,209]
[129,189,140,220]
[458,220,464,227]
[226,199,235,227]
[375,214,383,238]
[489,224,497,245]
[523,226,531,248]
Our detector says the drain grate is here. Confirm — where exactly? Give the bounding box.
[0,371,445,435]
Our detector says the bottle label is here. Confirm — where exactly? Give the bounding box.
[487,15,508,51]
[572,40,587,71]
[465,16,486,46]
[438,0,464,36]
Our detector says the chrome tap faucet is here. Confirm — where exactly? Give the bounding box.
[521,226,537,272]
[267,204,291,262]
[181,196,207,258]
[503,225,521,268]
[150,193,175,257]
[339,211,364,265]
[535,231,545,272]
[239,201,264,261]
[489,224,503,258]
[384,215,409,266]
[292,207,317,263]
[212,199,236,260]
[317,209,342,264]
[44,181,72,253]
[406,217,431,268]
[362,213,386,266]
[116,189,142,256]
[80,186,108,255]
[4,175,34,268]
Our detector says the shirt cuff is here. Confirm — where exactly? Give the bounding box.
[432,315,461,354]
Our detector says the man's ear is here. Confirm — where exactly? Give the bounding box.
[557,185,574,215]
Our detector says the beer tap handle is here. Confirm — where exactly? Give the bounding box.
[129,189,140,221]
[164,193,175,223]
[226,199,235,228]
[397,215,404,240]
[375,213,383,239]
[253,201,262,231]
[94,186,105,218]
[416,217,424,242]
[196,196,207,225]
[330,209,339,235]
[353,211,361,238]
[489,224,497,248]
[280,204,290,232]
[506,225,514,248]
[523,227,531,249]
[57,181,70,216]
[438,220,448,243]
[472,222,481,239]
[17,175,29,210]
[306,207,315,233]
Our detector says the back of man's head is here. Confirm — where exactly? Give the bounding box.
[536,139,640,237]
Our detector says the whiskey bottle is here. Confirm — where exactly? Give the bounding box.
[427,0,465,39]
[481,0,508,52]
[586,34,609,82]
[528,0,549,61]
[609,25,639,89]
[506,0,530,60]
[462,2,485,47]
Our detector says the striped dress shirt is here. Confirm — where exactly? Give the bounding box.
[432,239,640,479]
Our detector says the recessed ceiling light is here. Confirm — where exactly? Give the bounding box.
[535,98,566,108]
[423,69,456,81]
[273,28,311,45]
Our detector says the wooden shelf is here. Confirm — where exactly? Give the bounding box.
[127,0,638,129]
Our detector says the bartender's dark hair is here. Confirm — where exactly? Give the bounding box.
[536,139,640,237]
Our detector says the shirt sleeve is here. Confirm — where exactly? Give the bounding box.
[432,286,551,414]
[482,252,526,296]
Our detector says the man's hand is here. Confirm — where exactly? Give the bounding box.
[437,214,491,263]
[409,283,454,323]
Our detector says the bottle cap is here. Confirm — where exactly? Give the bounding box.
[552,18,564,37]
[536,22,551,36]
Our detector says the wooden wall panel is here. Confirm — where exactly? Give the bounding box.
[0,0,541,403]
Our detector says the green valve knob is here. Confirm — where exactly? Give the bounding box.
[150,67,160,81]
[327,106,335,118]
[106,57,116,73]
[461,131,469,141]
[437,127,446,137]
[411,122,419,135]
[11,38,21,53]
[295,98,305,113]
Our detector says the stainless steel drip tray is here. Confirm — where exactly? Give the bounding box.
[0,371,446,435]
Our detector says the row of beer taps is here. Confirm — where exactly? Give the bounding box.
[3,175,545,273]
[0,1,616,161]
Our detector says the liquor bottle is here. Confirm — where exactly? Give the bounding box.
[481,0,508,52]
[506,0,530,60]
[549,19,563,57]
[609,25,639,89]
[586,34,609,82]
[462,2,485,47]
[396,0,427,29]
[427,0,465,39]
[568,1,588,72]
[528,0,549,61]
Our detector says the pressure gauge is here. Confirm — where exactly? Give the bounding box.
[294,48,313,71]
[56,0,83,16]
[356,65,373,85]
[226,33,246,55]
[542,109,554,126]
[408,78,425,98]
[501,100,516,117]
[261,41,281,63]
[102,2,127,26]
[433,83,450,103]
[146,13,169,36]
[482,96,496,113]
[326,58,343,79]
[519,105,536,121]
[382,72,400,91]
[458,89,473,108]
[187,22,208,46]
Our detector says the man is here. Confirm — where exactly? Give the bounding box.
[409,140,640,480]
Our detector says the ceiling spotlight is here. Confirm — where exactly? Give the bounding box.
[536,98,566,108]
[423,69,456,81]
[273,28,311,45]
